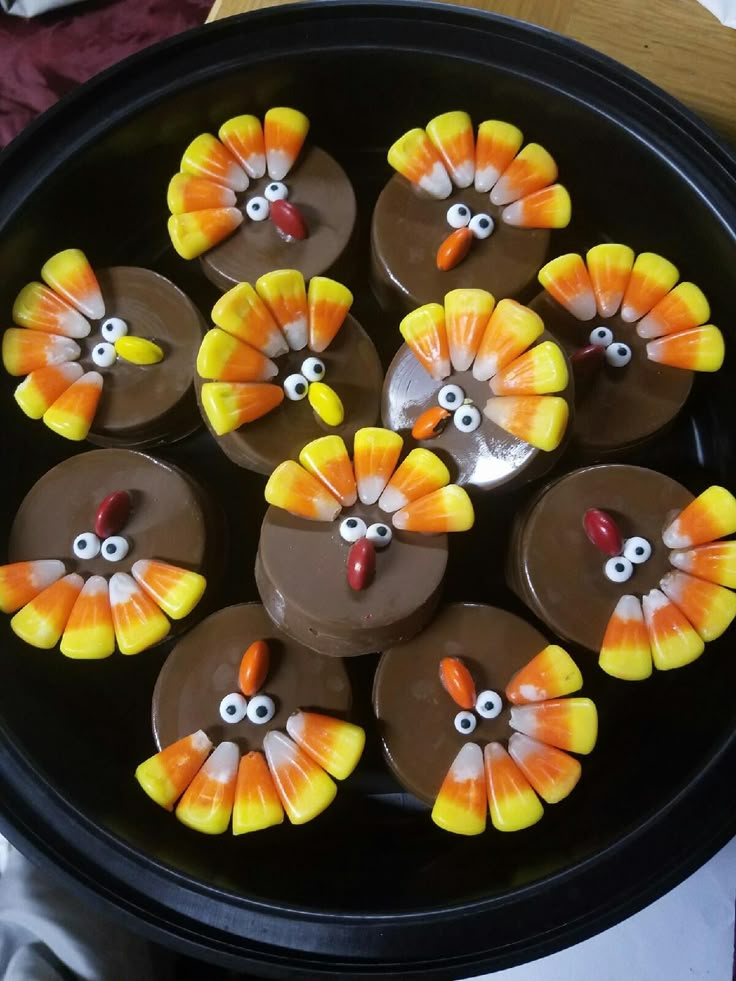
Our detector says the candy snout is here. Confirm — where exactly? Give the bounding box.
[347,537,375,591]
[308,382,344,427]
[436,227,473,271]
[570,344,604,396]
[270,199,308,241]
[412,405,451,440]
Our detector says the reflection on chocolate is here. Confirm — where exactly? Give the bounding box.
[506,464,694,652]
[371,177,549,315]
[152,603,352,752]
[531,292,693,456]
[200,147,357,292]
[373,603,550,803]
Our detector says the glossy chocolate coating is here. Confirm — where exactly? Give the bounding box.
[530,292,693,456]
[195,314,383,475]
[83,267,205,448]
[152,603,352,752]
[370,177,550,315]
[373,603,550,804]
[256,502,448,657]
[381,332,573,491]
[506,464,694,652]
[200,147,357,292]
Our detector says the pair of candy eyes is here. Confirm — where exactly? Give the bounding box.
[244,181,289,221]
[72,531,128,562]
[284,356,326,400]
[446,204,494,239]
[219,692,276,725]
[91,317,128,368]
[438,384,482,433]
[604,536,652,582]
[589,326,632,368]
[454,690,503,734]
[340,518,392,546]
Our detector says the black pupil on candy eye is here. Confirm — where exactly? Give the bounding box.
[461,718,471,729]
[105,543,116,555]
[478,218,490,229]
[256,705,268,718]
[296,383,306,395]
[226,705,236,715]
[615,562,625,572]
[462,415,472,426]
[459,207,468,216]
[377,527,387,536]
[446,392,457,403]
[636,547,644,556]
[78,541,87,550]
[252,202,261,211]
[483,701,492,711]
[346,519,357,528]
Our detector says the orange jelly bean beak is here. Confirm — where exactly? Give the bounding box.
[412,405,451,440]
[436,227,473,271]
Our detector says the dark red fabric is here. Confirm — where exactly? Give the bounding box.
[0,0,211,148]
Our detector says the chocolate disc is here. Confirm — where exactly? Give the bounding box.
[200,147,357,292]
[507,464,694,652]
[152,603,352,752]
[371,177,549,314]
[373,603,550,803]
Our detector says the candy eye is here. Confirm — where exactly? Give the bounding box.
[73,532,100,559]
[301,357,326,382]
[475,690,503,719]
[589,326,613,348]
[453,404,481,433]
[623,536,652,564]
[101,536,129,562]
[438,384,464,410]
[604,555,633,583]
[340,517,367,543]
[446,203,472,229]
[469,213,494,239]
[245,196,270,221]
[264,181,288,202]
[91,342,116,368]
[101,317,128,342]
[247,694,276,725]
[283,373,309,400]
[454,710,477,735]
[606,342,632,367]
[219,692,248,723]
[366,523,392,547]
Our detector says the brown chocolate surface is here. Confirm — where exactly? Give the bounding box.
[373,603,551,804]
[200,147,357,292]
[371,177,550,315]
[152,603,352,752]
[195,314,383,475]
[381,332,573,491]
[507,465,694,653]
[256,501,448,657]
[530,292,693,456]
[82,267,205,447]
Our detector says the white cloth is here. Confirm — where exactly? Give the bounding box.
[697,0,736,27]
[0,0,86,16]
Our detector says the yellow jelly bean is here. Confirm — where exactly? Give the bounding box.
[308,382,344,426]
[114,336,164,365]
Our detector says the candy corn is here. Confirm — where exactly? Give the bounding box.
[620,252,679,323]
[490,143,557,206]
[387,128,453,199]
[168,208,243,260]
[378,448,450,513]
[181,133,249,191]
[641,588,704,671]
[508,733,581,805]
[392,484,474,533]
[426,111,475,188]
[299,435,357,507]
[439,657,477,709]
[137,731,213,811]
[538,253,596,321]
[2,328,80,377]
[598,594,653,681]
[176,741,239,834]
[307,277,353,353]
[472,299,544,381]
[483,395,569,452]
[431,743,487,836]
[197,328,277,383]
[444,288,495,373]
[211,282,288,359]
[509,698,598,755]
[109,571,170,655]
[353,427,403,506]
[669,542,736,589]
[646,324,724,372]
[636,281,710,339]
[484,742,543,832]
[264,107,309,181]
[131,560,206,620]
[0,560,66,614]
[15,363,84,419]
[41,249,105,321]
[662,486,736,549]
[232,751,284,834]
[502,184,571,229]
[505,645,583,704]
[263,730,337,825]
[585,243,635,318]
[286,711,365,781]
[13,281,90,338]
[255,269,309,351]
[474,119,523,193]
[11,573,83,649]
[218,114,266,179]
[60,575,115,660]
[265,461,342,521]
[490,341,568,396]
[660,570,736,643]
[399,304,450,381]
[238,640,270,697]
[43,370,103,441]
[200,382,283,435]
[166,173,237,215]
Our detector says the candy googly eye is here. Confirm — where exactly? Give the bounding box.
[283,373,309,400]
[623,536,652,564]
[340,517,367,543]
[301,357,326,382]
[606,342,632,367]
[245,196,270,221]
[73,532,101,559]
[446,203,472,229]
[219,692,248,724]
[469,213,494,239]
[453,404,481,433]
[101,317,128,342]
[604,555,633,583]
[366,523,392,548]
[475,690,503,719]
[91,342,116,368]
[101,536,129,562]
[247,694,276,725]
[454,710,477,735]
[264,181,288,202]
[438,384,464,410]
[589,326,613,348]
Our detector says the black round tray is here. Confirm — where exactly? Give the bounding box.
[0,3,735,977]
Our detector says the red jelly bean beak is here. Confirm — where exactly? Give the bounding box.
[270,199,308,241]
[583,508,624,556]
[95,490,132,538]
[570,344,604,396]
[347,537,375,591]
[436,227,473,271]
